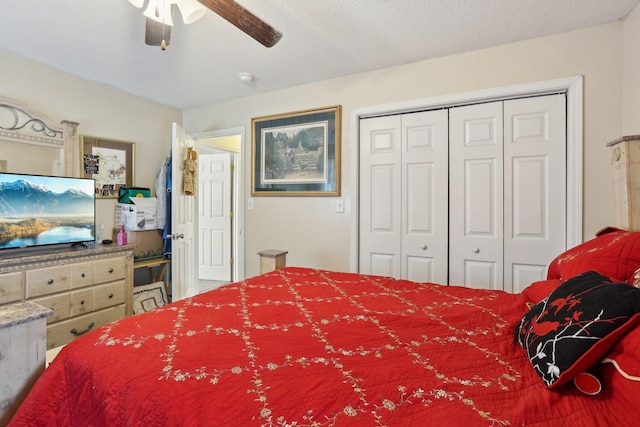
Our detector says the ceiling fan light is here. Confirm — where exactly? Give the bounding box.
[177,0,207,24]
[127,0,146,8]
[143,0,174,26]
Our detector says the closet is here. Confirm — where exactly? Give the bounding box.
[359,94,566,292]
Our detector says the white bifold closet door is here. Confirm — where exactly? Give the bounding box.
[359,110,449,283]
[448,101,504,290]
[359,94,566,292]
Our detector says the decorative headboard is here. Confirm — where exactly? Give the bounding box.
[0,97,79,177]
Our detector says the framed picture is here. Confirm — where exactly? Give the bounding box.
[252,105,341,196]
[80,135,135,198]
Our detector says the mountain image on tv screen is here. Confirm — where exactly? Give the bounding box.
[0,173,95,249]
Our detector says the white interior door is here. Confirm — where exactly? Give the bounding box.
[359,110,448,282]
[503,94,566,293]
[359,115,402,278]
[198,153,232,282]
[171,122,198,301]
[401,110,448,283]
[449,101,504,289]
[359,93,567,291]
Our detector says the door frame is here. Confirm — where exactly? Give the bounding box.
[349,76,584,272]
[192,126,245,282]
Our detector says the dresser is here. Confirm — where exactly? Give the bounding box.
[0,244,134,350]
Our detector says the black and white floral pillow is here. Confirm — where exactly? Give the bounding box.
[516,271,640,388]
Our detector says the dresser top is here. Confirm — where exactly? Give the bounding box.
[0,301,52,329]
[0,244,134,273]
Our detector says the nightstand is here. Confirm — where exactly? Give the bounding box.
[0,301,52,425]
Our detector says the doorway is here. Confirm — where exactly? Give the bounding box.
[195,128,244,292]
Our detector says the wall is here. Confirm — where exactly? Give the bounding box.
[184,22,627,278]
[624,3,640,135]
[0,50,181,241]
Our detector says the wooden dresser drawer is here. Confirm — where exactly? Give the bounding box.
[46,304,125,349]
[93,257,126,284]
[0,271,23,305]
[71,261,94,288]
[26,265,72,298]
[94,280,126,310]
[71,288,95,316]
[31,293,71,323]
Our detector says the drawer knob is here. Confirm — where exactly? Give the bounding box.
[47,279,54,285]
[108,293,114,299]
[81,273,86,278]
[80,300,85,305]
[108,268,114,273]
[70,322,95,337]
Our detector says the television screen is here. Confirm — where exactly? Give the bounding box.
[0,172,96,250]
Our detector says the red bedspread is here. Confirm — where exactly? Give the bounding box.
[9,268,640,426]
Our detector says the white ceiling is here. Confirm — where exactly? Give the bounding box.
[1,0,638,110]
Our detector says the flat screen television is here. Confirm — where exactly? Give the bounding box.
[0,172,96,250]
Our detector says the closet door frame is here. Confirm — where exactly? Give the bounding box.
[350,76,584,273]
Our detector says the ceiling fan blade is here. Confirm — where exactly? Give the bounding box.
[145,18,172,48]
[199,0,282,48]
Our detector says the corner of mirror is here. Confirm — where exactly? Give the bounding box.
[0,98,79,177]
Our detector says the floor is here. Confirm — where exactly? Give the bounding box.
[199,279,230,293]
[46,345,64,367]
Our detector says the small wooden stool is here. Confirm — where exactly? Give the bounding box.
[258,249,288,274]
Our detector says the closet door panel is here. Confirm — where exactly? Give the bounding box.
[402,110,448,283]
[449,102,504,289]
[465,159,497,235]
[359,116,402,278]
[464,261,496,290]
[504,94,566,293]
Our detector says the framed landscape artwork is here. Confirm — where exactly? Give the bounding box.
[251,105,341,196]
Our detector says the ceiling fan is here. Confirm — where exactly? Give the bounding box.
[127,0,283,50]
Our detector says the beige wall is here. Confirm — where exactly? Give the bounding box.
[624,4,640,135]
[0,50,181,237]
[184,21,628,277]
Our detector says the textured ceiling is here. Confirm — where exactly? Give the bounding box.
[1,0,638,110]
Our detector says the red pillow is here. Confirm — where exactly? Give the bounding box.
[522,279,562,304]
[602,325,640,380]
[547,230,640,282]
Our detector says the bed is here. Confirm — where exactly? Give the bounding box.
[9,229,640,426]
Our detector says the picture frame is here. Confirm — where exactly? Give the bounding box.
[80,135,135,198]
[251,105,341,196]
